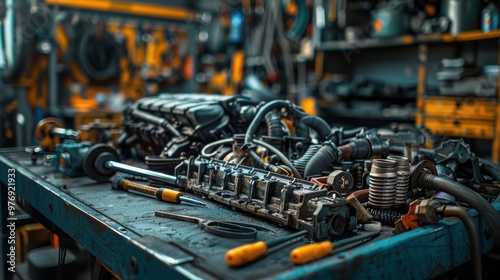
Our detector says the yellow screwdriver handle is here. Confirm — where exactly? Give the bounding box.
[225,241,268,267]
[290,241,333,265]
[157,188,182,203]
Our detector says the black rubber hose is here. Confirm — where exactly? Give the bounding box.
[265,112,284,138]
[253,139,302,179]
[301,116,331,141]
[245,101,292,145]
[304,144,339,177]
[419,173,500,249]
[292,144,321,176]
[478,158,500,182]
[131,109,182,137]
[438,205,482,280]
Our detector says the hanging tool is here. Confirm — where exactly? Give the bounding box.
[225,230,308,267]
[112,177,205,207]
[154,211,271,239]
[290,231,380,265]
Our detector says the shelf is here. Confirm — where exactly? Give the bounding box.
[322,107,415,122]
[319,30,500,51]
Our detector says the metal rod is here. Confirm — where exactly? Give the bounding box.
[105,161,177,185]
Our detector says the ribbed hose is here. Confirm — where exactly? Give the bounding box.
[304,144,339,177]
[292,144,321,176]
[419,173,500,249]
[245,101,295,145]
[265,112,284,138]
[437,205,482,280]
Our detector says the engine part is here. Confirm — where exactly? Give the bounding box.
[366,207,404,226]
[416,200,482,280]
[347,191,373,224]
[35,118,81,152]
[368,159,397,209]
[83,144,178,184]
[51,141,92,177]
[411,161,500,249]
[82,144,357,240]
[327,170,354,194]
[393,199,421,234]
[303,132,391,178]
[292,144,321,174]
[120,94,256,159]
[387,155,410,207]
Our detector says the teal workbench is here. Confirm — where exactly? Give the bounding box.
[1,147,498,279]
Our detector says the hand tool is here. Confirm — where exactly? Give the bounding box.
[225,230,308,267]
[154,211,271,239]
[82,143,179,183]
[290,231,380,265]
[112,177,205,207]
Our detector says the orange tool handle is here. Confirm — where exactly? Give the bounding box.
[121,180,182,203]
[225,241,268,267]
[289,241,333,265]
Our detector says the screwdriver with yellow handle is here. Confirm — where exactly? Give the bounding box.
[112,176,206,207]
[225,230,308,267]
[290,231,380,265]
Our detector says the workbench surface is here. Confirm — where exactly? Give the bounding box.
[1,147,498,279]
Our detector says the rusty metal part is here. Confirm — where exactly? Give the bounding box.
[393,199,421,234]
[415,199,442,224]
[368,159,398,209]
[35,118,64,151]
[347,193,373,223]
[327,170,354,193]
[350,189,370,203]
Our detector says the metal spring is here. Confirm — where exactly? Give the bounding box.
[366,207,404,226]
[387,155,410,207]
[368,159,397,209]
[292,144,321,176]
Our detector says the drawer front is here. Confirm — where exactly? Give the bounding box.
[424,117,495,139]
[423,97,497,121]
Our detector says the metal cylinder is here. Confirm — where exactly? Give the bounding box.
[368,159,397,209]
[387,155,410,207]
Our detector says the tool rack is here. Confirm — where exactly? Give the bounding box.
[1,147,499,279]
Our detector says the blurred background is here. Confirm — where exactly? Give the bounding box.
[1,0,500,160]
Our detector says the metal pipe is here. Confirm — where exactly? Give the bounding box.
[104,161,177,185]
[437,205,482,280]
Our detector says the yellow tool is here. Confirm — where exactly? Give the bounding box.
[290,231,380,265]
[111,177,205,207]
[225,230,307,267]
